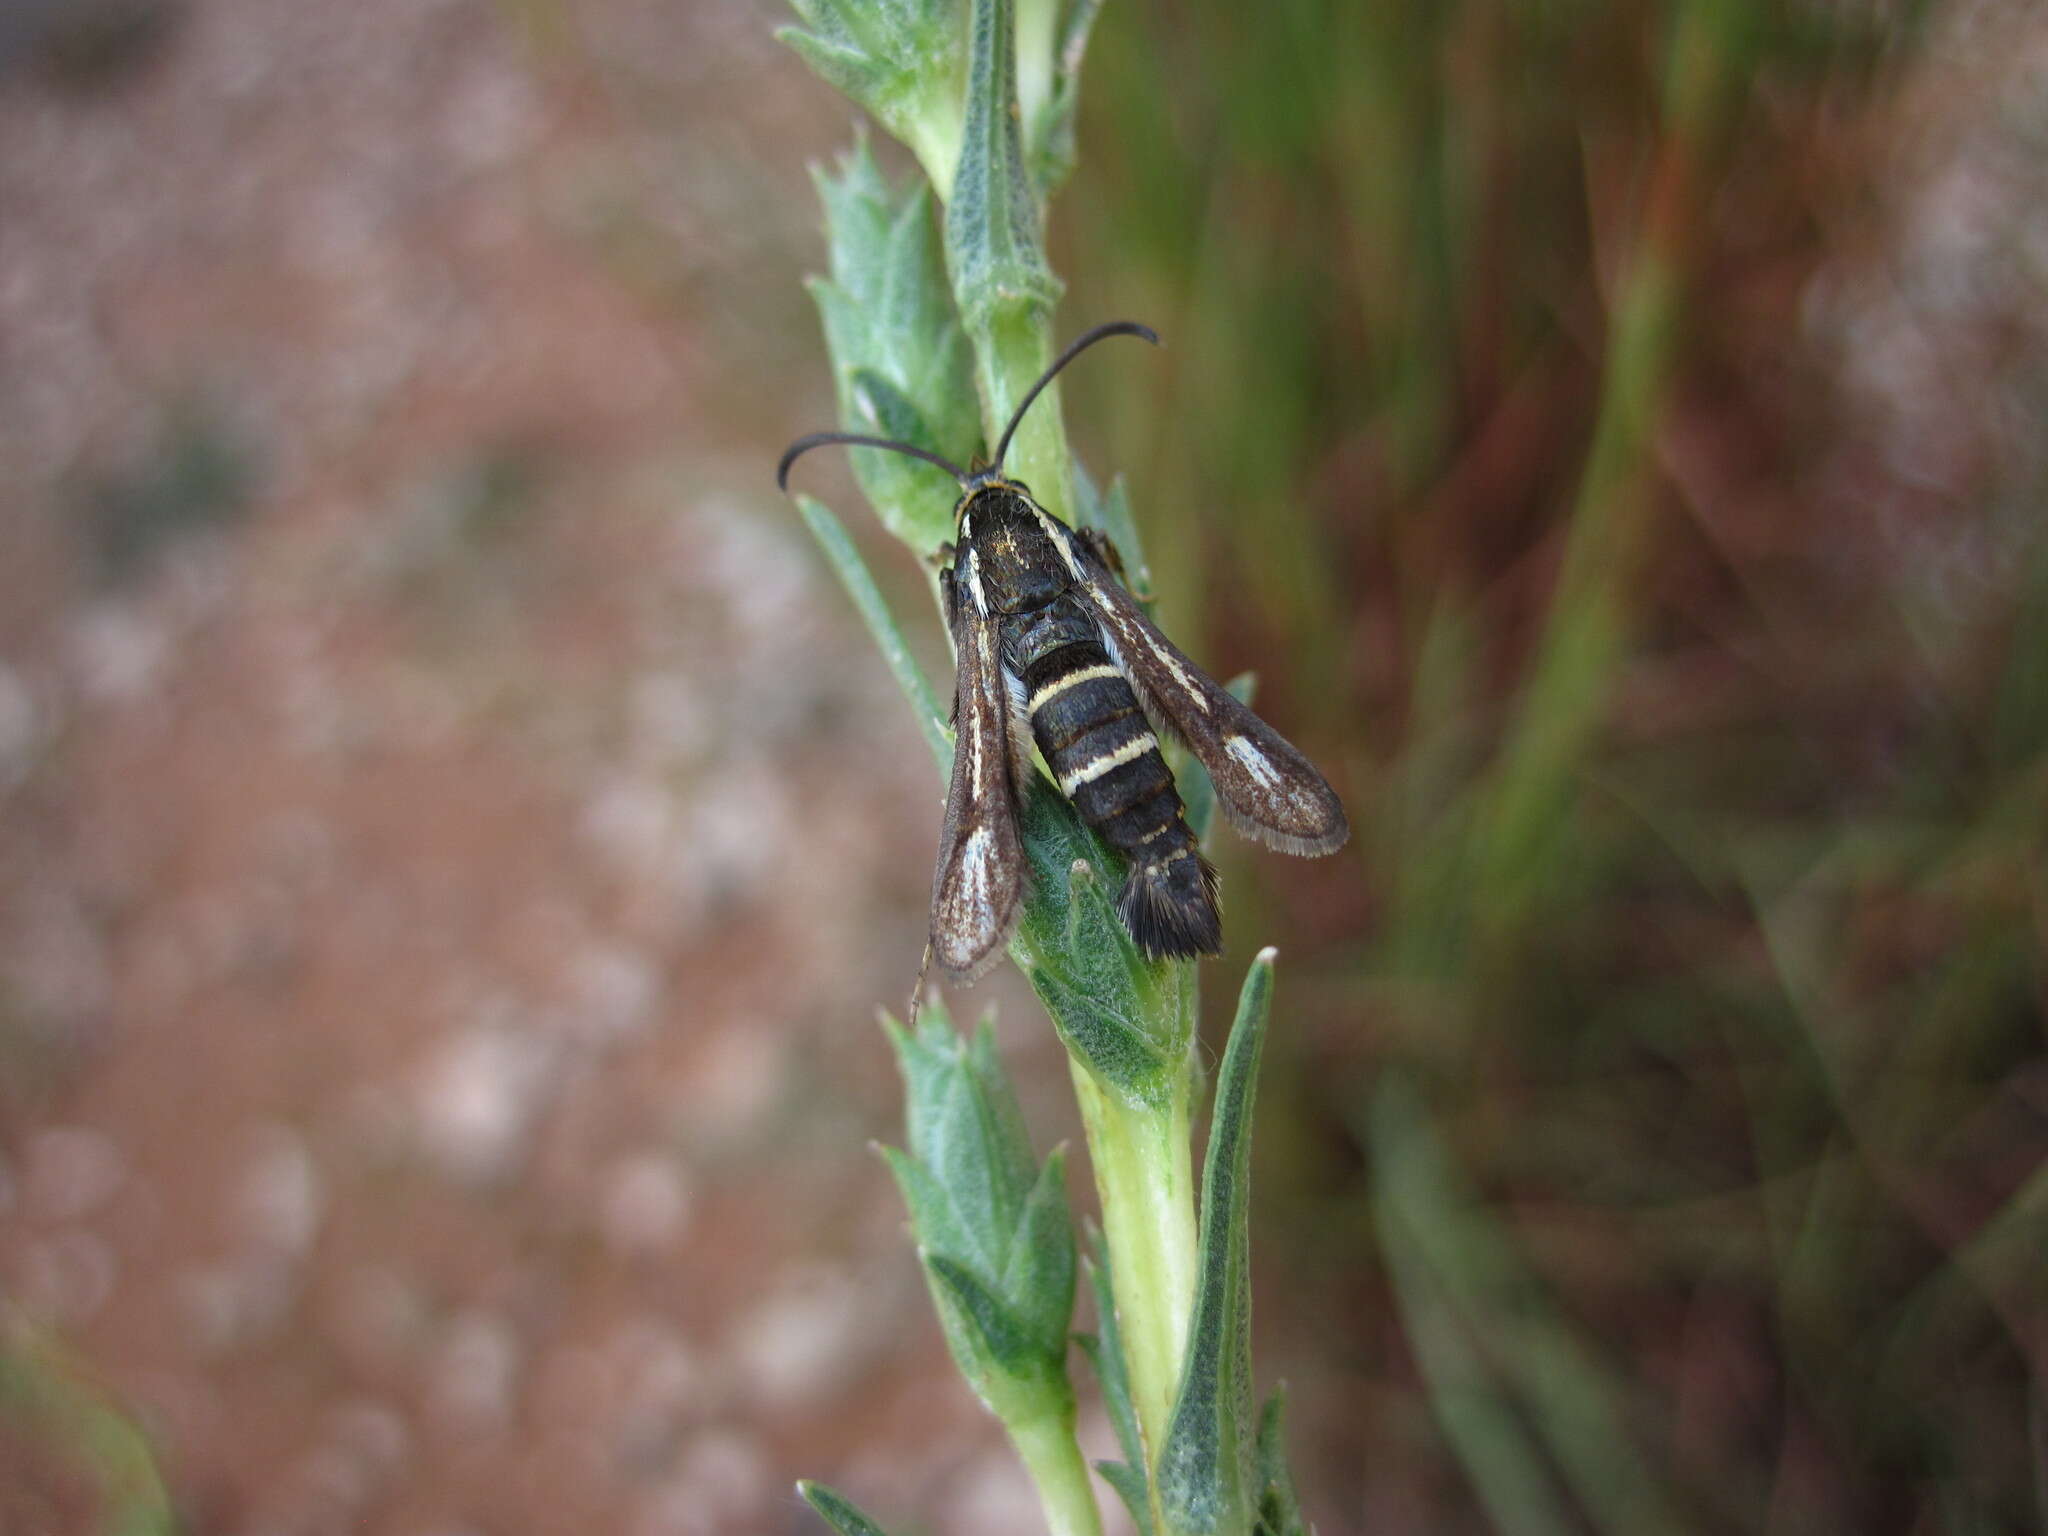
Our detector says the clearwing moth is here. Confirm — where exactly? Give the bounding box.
[779,321,1348,989]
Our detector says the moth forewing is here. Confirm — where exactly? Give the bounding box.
[1073,540,1349,858]
[929,602,1028,983]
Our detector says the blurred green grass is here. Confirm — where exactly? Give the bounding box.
[1056,1,2046,1531]
[0,1332,173,1536]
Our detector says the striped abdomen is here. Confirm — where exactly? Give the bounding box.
[1011,604,1221,960]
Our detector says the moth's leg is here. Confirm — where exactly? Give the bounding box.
[1077,527,1137,591]
[999,660,1037,797]
[937,561,965,728]
[906,940,933,1028]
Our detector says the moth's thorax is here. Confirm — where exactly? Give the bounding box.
[954,480,1078,617]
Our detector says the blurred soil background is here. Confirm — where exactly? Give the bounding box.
[0,1,2044,1535]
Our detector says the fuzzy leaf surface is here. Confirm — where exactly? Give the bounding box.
[1156,951,1276,1533]
[798,1480,902,1536]
[882,1002,1079,1425]
[945,0,1060,334]
[795,495,949,766]
[1012,786,1195,1108]
[779,0,965,192]
[1026,0,1106,194]
[1252,1389,1308,1536]
[807,137,978,550]
[1077,1228,1155,1536]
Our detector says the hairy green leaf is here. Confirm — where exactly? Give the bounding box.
[1252,1389,1308,1536]
[945,0,1060,334]
[1077,1228,1156,1536]
[798,1479,902,1536]
[1157,951,1276,1533]
[945,0,1069,521]
[779,0,966,192]
[807,137,977,550]
[881,1003,1079,1426]
[794,495,949,766]
[1027,0,1106,194]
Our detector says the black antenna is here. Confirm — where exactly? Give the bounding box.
[774,320,1160,492]
[777,432,971,492]
[991,320,1159,471]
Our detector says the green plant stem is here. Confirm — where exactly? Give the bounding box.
[946,0,1069,521]
[907,103,963,201]
[1010,1400,1108,1536]
[1070,1053,1200,1477]
[974,308,1073,524]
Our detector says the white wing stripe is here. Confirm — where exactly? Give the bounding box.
[1085,587,1211,713]
[1031,503,1084,579]
[966,546,990,616]
[1225,735,1283,791]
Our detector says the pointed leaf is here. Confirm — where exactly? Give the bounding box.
[1077,1229,1155,1536]
[885,1010,1036,1277]
[878,1145,975,1268]
[782,0,854,38]
[812,133,897,284]
[1082,472,1151,591]
[777,0,964,192]
[846,366,968,509]
[1083,1230,1146,1474]
[926,1251,1055,1381]
[1096,1460,1155,1536]
[878,184,971,403]
[779,25,877,98]
[882,1004,1081,1435]
[962,1018,1038,1174]
[1028,966,1172,1107]
[944,0,1070,519]
[798,1480,902,1536]
[1252,1388,1308,1536]
[1001,1147,1079,1358]
[1011,786,1193,1104]
[945,0,1060,335]
[795,496,949,766]
[1157,950,1276,1534]
[805,140,976,550]
[1027,0,1106,194]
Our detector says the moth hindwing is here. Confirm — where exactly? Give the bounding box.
[1069,526,1349,859]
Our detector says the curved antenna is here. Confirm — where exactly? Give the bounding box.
[991,320,1160,471]
[777,432,971,492]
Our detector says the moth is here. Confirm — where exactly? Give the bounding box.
[778,320,1347,985]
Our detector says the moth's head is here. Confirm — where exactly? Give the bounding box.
[953,466,1030,523]
[958,455,1024,496]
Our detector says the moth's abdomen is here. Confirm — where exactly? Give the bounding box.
[1020,636,1221,961]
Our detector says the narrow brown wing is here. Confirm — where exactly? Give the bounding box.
[930,606,1028,982]
[1075,541,1349,857]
